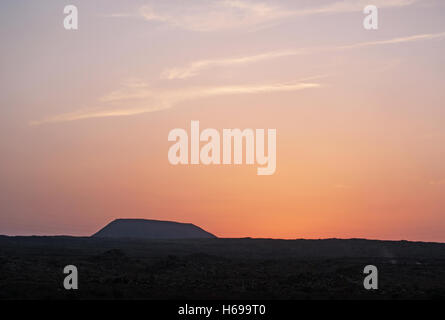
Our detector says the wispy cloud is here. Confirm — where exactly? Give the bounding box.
[138,0,292,32]
[291,0,418,16]
[29,107,155,125]
[336,32,445,50]
[31,81,321,125]
[161,50,301,80]
[163,31,445,79]
[31,27,445,125]
[134,0,419,32]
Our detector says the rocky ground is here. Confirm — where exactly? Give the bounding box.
[0,236,444,300]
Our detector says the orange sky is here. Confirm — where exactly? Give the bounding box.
[1,0,445,241]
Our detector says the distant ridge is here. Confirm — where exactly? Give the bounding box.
[92,219,216,239]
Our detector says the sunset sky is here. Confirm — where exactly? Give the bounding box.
[1,0,445,241]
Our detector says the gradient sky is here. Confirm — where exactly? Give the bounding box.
[1,0,445,241]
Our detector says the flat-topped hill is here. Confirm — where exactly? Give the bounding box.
[92,219,216,239]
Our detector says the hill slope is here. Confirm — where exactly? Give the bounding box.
[92,219,216,239]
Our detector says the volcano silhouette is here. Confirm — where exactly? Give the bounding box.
[92,219,216,239]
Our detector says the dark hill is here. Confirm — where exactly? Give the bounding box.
[92,219,216,239]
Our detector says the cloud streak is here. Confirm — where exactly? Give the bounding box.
[163,31,445,79]
[138,0,292,32]
[31,28,445,125]
[31,81,321,125]
[336,32,445,50]
[161,50,302,80]
[136,0,419,32]
[291,0,418,16]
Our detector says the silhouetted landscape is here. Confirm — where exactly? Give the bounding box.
[1,224,445,299]
[93,219,216,239]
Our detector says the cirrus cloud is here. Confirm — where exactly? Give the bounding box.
[31,80,321,125]
[135,0,420,32]
[161,31,445,80]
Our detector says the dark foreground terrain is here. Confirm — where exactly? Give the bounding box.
[0,236,444,300]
